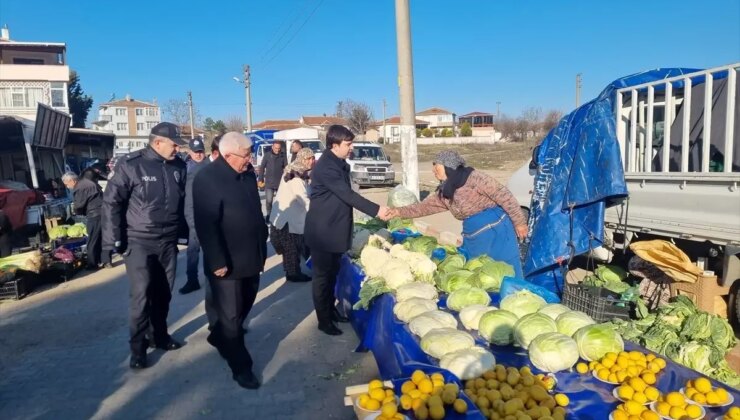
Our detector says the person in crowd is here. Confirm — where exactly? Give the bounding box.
[103,122,188,370]
[179,137,209,295]
[259,141,287,223]
[193,132,267,390]
[269,147,315,282]
[62,171,103,270]
[209,135,221,162]
[0,209,12,257]
[289,139,303,163]
[383,150,528,278]
[304,125,389,336]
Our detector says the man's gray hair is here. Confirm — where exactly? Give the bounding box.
[219,132,253,155]
[61,172,79,183]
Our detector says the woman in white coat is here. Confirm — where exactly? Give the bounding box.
[269,147,315,282]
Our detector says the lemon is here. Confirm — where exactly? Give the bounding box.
[386,389,394,397]
[633,392,648,405]
[453,398,468,414]
[645,386,660,402]
[707,391,721,405]
[618,385,635,401]
[430,372,444,383]
[624,400,644,415]
[716,388,730,404]
[617,371,629,383]
[589,360,598,370]
[627,366,642,378]
[629,377,648,393]
[641,372,656,386]
[408,389,421,400]
[629,351,644,361]
[576,362,589,374]
[685,404,702,419]
[647,362,661,373]
[399,395,412,410]
[554,393,569,407]
[369,388,386,401]
[694,377,712,394]
[412,370,426,385]
[646,353,656,362]
[603,358,616,369]
[401,380,416,394]
[727,406,740,419]
[382,395,396,405]
[381,402,398,417]
[692,393,707,404]
[369,379,384,390]
[665,391,685,407]
[641,411,659,420]
[598,369,610,381]
[618,357,631,368]
[656,401,671,416]
[669,406,687,420]
[654,358,666,369]
[411,398,423,410]
[365,398,381,411]
[418,378,434,395]
[685,387,698,399]
[612,410,629,420]
[358,393,371,408]
[609,373,619,383]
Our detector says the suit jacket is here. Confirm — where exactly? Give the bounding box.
[304,150,379,253]
[193,157,267,279]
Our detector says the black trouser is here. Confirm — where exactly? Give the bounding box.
[208,275,260,374]
[86,216,102,266]
[264,188,277,218]
[311,249,342,328]
[123,240,178,355]
[101,248,113,265]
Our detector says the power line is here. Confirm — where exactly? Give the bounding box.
[258,0,317,64]
[261,0,326,68]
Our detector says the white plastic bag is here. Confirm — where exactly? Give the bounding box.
[387,185,419,207]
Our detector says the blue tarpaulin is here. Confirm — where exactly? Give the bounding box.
[336,257,740,419]
[524,68,702,293]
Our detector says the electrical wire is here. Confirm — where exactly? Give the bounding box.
[261,0,326,68]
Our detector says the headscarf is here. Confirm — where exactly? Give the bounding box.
[283,147,314,182]
[433,150,474,200]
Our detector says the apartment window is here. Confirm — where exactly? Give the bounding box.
[135,108,143,116]
[116,123,128,131]
[115,108,127,116]
[137,123,145,131]
[12,57,45,65]
[0,87,44,108]
[391,127,399,136]
[50,82,66,107]
[146,107,158,117]
[147,121,157,129]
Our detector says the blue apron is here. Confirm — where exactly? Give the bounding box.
[461,206,523,279]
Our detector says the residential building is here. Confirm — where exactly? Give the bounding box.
[415,107,455,129]
[252,119,305,131]
[458,111,496,136]
[378,116,430,144]
[93,95,160,151]
[300,115,349,131]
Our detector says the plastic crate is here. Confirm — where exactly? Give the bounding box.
[562,283,632,322]
[0,275,33,300]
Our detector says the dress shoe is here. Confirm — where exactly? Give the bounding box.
[129,354,147,369]
[150,338,183,351]
[233,370,260,389]
[286,274,311,282]
[178,282,200,295]
[332,307,349,323]
[206,334,228,360]
[318,322,343,336]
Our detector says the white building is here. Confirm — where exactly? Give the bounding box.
[378,116,430,144]
[415,107,455,129]
[93,95,160,151]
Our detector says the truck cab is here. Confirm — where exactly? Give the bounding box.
[347,143,395,187]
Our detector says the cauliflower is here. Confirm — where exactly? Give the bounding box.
[408,310,458,338]
[388,246,437,283]
[395,282,438,302]
[393,298,438,322]
[381,258,414,289]
[360,246,391,278]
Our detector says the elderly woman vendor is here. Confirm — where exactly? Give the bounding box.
[384,150,528,278]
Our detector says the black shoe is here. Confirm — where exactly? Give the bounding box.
[178,282,201,295]
[102,263,113,269]
[206,334,228,360]
[150,338,183,351]
[332,307,349,323]
[318,322,343,336]
[286,274,311,282]
[129,354,147,369]
[85,264,99,271]
[233,370,260,389]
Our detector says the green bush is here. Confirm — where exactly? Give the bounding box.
[421,128,433,137]
[460,122,473,137]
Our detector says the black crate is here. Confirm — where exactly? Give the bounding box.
[0,275,31,300]
[563,283,632,322]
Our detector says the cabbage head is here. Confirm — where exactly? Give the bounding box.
[447,287,491,312]
[573,324,624,361]
[513,313,558,348]
[437,254,466,274]
[48,225,68,240]
[555,311,596,337]
[439,346,496,380]
[538,304,571,321]
[395,282,438,302]
[403,236,438,257]
[408,310,458,338]
[478,309,519,345]
[528,332,579,373]
[710,316,736,350]
[463,255,495,271]
[459,305,497,330]
[437,270,481,293]
[500,290,546,318]
[419,328,475,359]
[475,260,515,292]
[66,223,87,238]
[393,298,438,323]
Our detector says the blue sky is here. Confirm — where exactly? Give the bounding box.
[1,0,738,124]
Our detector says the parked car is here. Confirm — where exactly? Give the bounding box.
[347,143,395,187]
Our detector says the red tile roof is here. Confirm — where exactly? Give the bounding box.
[417,107,452,116]
[381,116,430,125]
[301,115,348,126]
[252,120,306,130]
[458,111,493,118]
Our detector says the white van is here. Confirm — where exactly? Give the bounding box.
[347,143,395,186]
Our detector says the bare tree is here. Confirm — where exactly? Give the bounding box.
[521,106,542,137]
[162,98,202,127]
[541,109,564,134]
[496,115,517,141]
[335,99,374,134]
[224,115,245,132]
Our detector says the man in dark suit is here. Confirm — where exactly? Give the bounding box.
[62,171,103,270]
[193,131,267,389]
[304,125,389,336]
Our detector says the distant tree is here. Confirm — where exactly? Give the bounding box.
[162,98,201,126]
[416,128,422,137]
[541,109,564,134]
[68,70,93,128]
[211,119,227,134]
[514,117,530,141]
[496,115,517,140]
[460,122,473,137]
[521,106,542,137]
[335,99,374,134]
[224,115,245,132]
[203,117,215,132]
[441,128,453,137]
[421,128,433,137]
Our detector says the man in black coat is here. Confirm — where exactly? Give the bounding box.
[62,171,103,270]
[258,141,286,222]
[179,138,208,294]
[304,125,389,336]
[193,131,267,390]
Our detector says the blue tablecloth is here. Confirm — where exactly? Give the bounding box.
[336,255,740,420]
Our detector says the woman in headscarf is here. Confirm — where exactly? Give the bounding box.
[269,147,316,282]
[385,150,528,278]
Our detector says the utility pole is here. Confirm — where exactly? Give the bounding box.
[576,73,583,107]
[244,64,253,132]
[187,91,195,139]
[496,101,501,119]
[382,98,387,143]
[395,0,419,198]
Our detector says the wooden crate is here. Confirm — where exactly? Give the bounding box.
[669,273,730,317]
[344,381,394,420]
[44,217,61,234]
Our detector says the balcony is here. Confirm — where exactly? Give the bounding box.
[0,64,69,82]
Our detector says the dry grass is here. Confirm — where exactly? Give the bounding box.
[383,140,536,171]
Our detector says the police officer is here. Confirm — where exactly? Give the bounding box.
[103,122,188,369]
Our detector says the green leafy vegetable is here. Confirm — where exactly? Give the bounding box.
[446,287,491,312]
[353,278,391,310]
[403,236,438,257]
[387,218,416,232]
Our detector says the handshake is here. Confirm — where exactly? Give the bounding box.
[376,206,399,221]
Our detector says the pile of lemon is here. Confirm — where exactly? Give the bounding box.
[684,377,732,406]
[399,370,467,420]
[721,406,740,420]
[357,379,402,420]
[577,351,665,386]
[652,391,704,419]
[463,364,568,420]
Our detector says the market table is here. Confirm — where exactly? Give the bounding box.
[335,255,740,420]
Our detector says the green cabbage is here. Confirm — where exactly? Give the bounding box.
[66,223,87,238]
[573,324,624,361]
[710,316,736,350]
[528,332,579,373]
[437,270,481,293]
[353,278,391,310]
[474,259,515,292]
[555,311,596,337]
[419,328,476,359]
[500,290,546,318]
[479,309,519,345]
[48,225,68,240]
[403,236,438,257]
[679,312,712,341]
[437,254,466,274]
[387,217,416,232]
[538,304,572,321]
[463,255,494,271]
[447,287,491,312]
[513,313,558,348]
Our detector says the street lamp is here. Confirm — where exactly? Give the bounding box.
[233,65,252,132]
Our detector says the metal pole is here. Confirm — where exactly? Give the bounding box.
[382,98,387,143]
[496,101,501,119]
[244,65,253,132]
[576,73,582,107]
[187,90,195,139]
[395,0,419,198]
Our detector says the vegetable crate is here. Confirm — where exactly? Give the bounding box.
[562,283,632,323]
[669,273,729,317]
[0,273,37,300]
